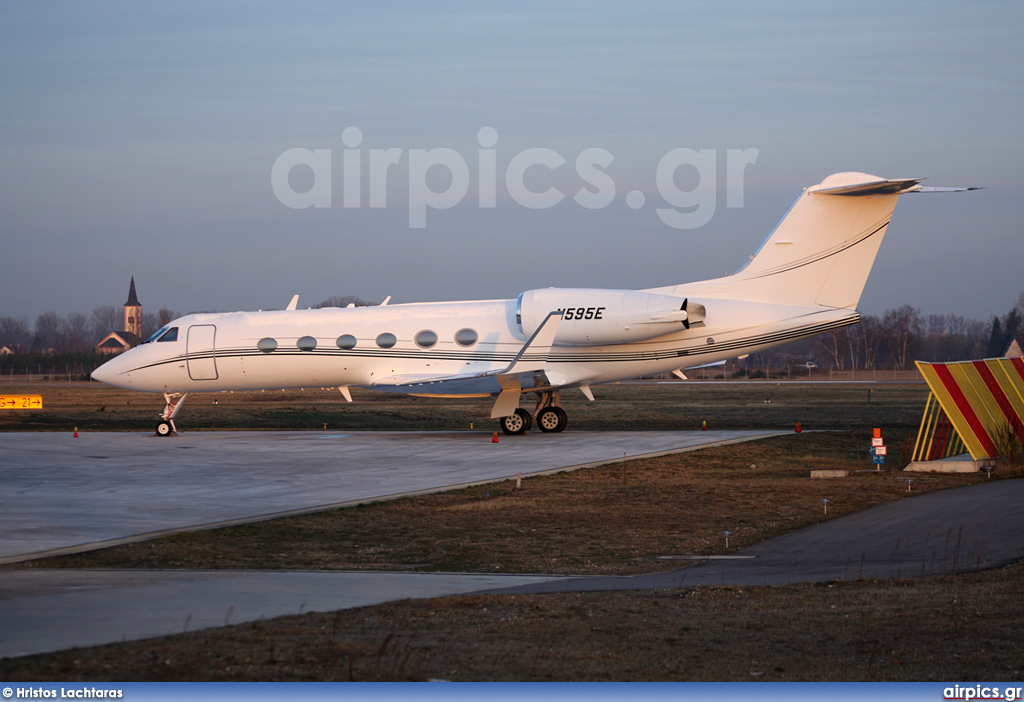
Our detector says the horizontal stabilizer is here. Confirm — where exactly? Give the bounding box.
[813,176,923,196]
[915,185,982,193]
[813,173,980,197]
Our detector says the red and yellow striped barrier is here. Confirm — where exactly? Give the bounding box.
[914,358,1024,461]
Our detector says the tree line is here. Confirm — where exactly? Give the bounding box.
[0,306,179,354]
[747,292,1023,372]
[0,295,376,356]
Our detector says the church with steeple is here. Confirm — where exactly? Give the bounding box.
[95,276,144,355]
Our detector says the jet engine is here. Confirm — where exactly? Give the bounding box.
[516,288,705,346]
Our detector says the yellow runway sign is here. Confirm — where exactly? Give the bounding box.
[0,395,43,409]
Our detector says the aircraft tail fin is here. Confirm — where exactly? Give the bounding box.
[722,172,930,310]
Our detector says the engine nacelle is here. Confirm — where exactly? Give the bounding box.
[516,288,705,346]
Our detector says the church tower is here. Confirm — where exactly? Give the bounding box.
[124,276,142,339]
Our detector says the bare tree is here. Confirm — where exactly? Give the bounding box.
[90,305,122,341]
[142,312,163,339]
[158,308,177,326]
[0,315,31,351]
[63,312,92,351]
[816,327,849,370]
[33,312,64,352]
[963,318,989,359]
[317,295,375,308]
[883,305,923,370]
[857,315,883,370]
[846,323,860,369]
[1003,308,1022,351]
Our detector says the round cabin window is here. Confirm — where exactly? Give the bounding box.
[454,328,478,347]
[415,330,438,348]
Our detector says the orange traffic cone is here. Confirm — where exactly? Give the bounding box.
[795,421,802,433]
[492,431,499,443]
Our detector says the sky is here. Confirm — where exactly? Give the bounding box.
[1,0,1022,324]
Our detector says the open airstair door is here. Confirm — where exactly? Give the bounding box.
[186,324,218,380]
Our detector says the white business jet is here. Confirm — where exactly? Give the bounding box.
[92,172,973,436]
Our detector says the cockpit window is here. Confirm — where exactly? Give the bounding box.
[143,326,169,343]
[145,326,179,343]
[158,327,178,342]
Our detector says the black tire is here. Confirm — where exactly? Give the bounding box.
[537,406,567,433]
[156,421,173,437]
[515,407,533,432]
[553,406,568,432]
[499,411,527,435]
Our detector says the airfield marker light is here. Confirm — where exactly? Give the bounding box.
[905,478,914,493]
[73,426,78,438]
[702,420,708,431]
[516,473,522,490]
[983,465,994,479]
[821,498,830,514]
[722,530,732,549]
[470,422,473,430]
[492,431,499,443]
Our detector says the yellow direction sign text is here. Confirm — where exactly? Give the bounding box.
[0,395,43,409]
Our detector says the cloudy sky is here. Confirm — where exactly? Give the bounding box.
[2,1,1021,323]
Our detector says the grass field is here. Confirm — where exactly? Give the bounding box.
[0,379,927,434]
[3,380,1023,681]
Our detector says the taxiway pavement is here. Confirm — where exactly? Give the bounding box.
[0,429,776,562]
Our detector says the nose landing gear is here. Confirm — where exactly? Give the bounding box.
[156,392,188,437]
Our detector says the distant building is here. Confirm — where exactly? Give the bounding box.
[123,276,142,339]
[95,331,141,355]
[1006,335,1023,359]
[0,345,14,355]
[95,276,144,355]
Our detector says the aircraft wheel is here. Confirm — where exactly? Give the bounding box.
[155,421,173,437]
[537,406,567,433]
[499,410,528,435]
[554,406,568,431]
[515,407,533,432]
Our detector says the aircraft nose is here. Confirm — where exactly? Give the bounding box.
[91,361,113,385]
[91,355,128,387]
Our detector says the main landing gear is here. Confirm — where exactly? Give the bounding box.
[155,392,188,437]
[498,391,568,435]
